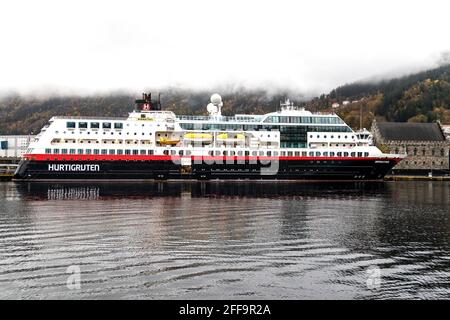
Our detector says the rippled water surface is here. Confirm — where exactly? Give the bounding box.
[0,181,449,299]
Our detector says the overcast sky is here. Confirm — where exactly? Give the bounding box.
[0,0,449,96]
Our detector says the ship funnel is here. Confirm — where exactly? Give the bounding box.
[135,92,161,111]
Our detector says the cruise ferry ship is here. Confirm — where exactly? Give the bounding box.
[14,93,404,181]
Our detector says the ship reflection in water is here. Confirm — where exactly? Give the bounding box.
[0,181,449,299]
[18,181,393,200]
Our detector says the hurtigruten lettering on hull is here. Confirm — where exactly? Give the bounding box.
[49,164,100,172]
[13,92,406,181]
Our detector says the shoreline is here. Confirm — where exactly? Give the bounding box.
[384,175,450,181]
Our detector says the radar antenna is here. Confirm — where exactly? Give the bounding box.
[207,93,223,116]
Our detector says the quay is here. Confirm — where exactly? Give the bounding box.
[0,157,20,181]
[385,174,450,181]
[0,164,18,181]
[1,135,32,181]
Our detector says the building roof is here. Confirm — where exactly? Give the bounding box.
[376,122,445,141]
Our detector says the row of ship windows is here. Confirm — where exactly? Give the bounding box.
[46,148,154,155]
[58,132,355,140]
[310,134,355,139]
[264,116,344,124]
[51,139,151,144]
[67,121,123,129]
[58,131,153,136]
[180,124,352,132]
[55,132,356,141]
[65,121,163,130]
[66,121,350,132]
[44,148,370,157]
[52,139,352,148]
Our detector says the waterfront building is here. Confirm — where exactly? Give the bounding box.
[371,120,449,173]
[0,135,33,159]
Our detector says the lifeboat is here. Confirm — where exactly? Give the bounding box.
[159,137,180,146]
[217,133,245,142]
[217,133,228,140]
[183,133,213,144]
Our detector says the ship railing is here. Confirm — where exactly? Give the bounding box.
[181,129,280,133]
[176,115,263,122]
[52,116,128,120]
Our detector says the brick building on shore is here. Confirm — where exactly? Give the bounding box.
[371,121,449,175]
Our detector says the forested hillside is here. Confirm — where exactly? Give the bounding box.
[0,64,449,134]
[0,89,296,135]
[308,64,450,129]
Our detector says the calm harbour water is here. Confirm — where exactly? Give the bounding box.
[0,181,449,299]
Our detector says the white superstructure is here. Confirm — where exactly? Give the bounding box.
[25,95,397,161]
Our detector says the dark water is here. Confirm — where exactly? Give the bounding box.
[0,181,449,299]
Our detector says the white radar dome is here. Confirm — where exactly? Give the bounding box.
[210,93,222,106]
[207,103,218,114]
